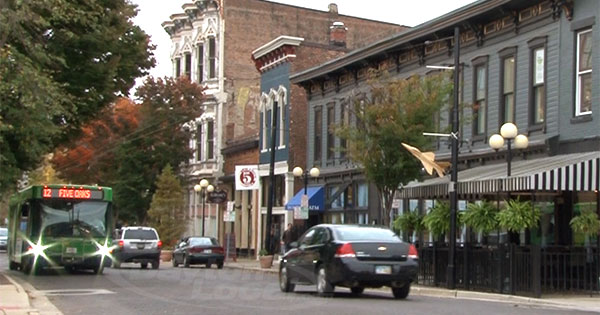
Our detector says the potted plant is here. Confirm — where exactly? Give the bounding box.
[393,210,424,242]
[423,201,450,242]
[570,209,600,262]
[258,248,273,268]
[461,200,498,244]
[496,197,540,244]
[159,239,176,262]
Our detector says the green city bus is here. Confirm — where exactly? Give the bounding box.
[7,184,114,274]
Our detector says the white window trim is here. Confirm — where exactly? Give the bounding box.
[260,93,270,151]
[195,113,216,162]
[276,86,287,149]
[576,28,592,116]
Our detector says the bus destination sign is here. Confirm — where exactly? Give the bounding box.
[42,187,104,200]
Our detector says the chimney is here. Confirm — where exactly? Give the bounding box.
[328,3,338,14]
[330,21,347,47]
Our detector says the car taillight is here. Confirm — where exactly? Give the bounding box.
[334,243,356,258]
[212,247,224,254]
[408,244,418,259]
[189,247,203,253]
[157,240,162,249]
[118,240,124,248]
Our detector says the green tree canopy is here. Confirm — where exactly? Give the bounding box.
[336,70,452,226]
[147,164,186,249]
[114,77,205,223]
[0,0,154,194]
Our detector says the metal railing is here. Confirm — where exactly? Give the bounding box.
[417,243,599,296]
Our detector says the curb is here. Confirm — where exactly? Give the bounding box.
[223,262,600,312]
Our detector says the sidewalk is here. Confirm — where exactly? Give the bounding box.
[224,257,600,313]
[0,274,62,315]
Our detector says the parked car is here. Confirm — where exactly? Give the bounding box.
[172,236,224,269]
[112,226,162,269]
[0,227,7,251]
[279,224,418,299]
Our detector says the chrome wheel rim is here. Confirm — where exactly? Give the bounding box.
[280,266,287,289]
[317,268,326,293]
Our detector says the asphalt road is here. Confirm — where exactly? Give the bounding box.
[0,252,595,315]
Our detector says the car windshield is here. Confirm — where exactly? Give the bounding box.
[189,237,217,246]
[123,229,157,240]
[334,226,400,242]
[0,228,7,236]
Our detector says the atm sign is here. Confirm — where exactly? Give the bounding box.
[42,188,103,200]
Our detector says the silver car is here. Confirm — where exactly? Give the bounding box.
[112,227,162,269]
[0,227,7,251]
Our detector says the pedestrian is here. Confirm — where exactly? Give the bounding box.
[281,223,294,253]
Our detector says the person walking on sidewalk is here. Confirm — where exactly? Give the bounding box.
[281,223,294,254]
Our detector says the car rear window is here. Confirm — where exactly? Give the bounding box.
[334,227,400,242]
[189,237,217,246]
[123,229,157,240]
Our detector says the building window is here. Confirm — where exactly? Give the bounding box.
[196,126,202,161]
[339,101,348,158]
[277,88,286,148]
[357,182,368,208]
[501,56,515,124]
[206,120,214,159]
[473,62,487,136]
[261,175,285,207]
[197,44,204,82]
[208,37,216,79]
[327,105,335,160]
[532,47,545,124]
[184,53,192,78]
[576,29,592,116]
[175,58,181,77]
[314,107,322,162]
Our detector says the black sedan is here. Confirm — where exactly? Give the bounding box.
[171,236,225,269]
[279,224,418,299]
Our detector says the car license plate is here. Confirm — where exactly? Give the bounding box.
[375,265,392,275]
[137,243,145,249]
[204,249,212,254]
[65,247,77,254]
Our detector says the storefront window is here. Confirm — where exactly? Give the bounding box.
[357,183,368,207]
[572,194,597,246]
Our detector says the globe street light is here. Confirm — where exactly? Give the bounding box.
[196,179,214,236]
[293,166,320,195]
[489,122,529,177]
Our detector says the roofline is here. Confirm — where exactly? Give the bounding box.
[252,36,305,59]
[291,0,509,84]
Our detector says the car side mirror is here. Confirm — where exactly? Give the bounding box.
[289,241,298,249]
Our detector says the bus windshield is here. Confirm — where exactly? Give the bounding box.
[40,200,109,238]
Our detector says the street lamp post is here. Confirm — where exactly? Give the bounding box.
[196,179,214,237]
[292,166,320,222]
[489,122,529,176]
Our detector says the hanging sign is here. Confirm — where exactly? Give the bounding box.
[235,165,260,190]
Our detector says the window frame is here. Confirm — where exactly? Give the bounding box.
[498,46,517,127]
[184,53,192,78]
[575,28,593,117]
[197,44,204,82]
[314,106,323,164]
[527,36,547,130]
[471,56,489,141]
[175,57,181,78]
[326,104,335,161]
[208,37,216,79]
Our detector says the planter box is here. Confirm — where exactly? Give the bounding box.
[259,255,273,268]
[160,250,172,262]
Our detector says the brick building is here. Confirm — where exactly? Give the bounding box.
[162,0,406,253]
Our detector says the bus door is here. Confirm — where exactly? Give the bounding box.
[14,203,30,260]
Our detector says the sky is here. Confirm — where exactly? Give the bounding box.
[130,0,477,83]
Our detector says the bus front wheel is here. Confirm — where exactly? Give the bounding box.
[9,260,18,271]
[93,264,104,275]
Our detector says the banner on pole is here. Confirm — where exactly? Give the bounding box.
[235,165,259,190]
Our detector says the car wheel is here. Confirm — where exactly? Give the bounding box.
[217,261,223,269]
[172,256,179,267]
[151,260,159,269]
[205,262,211,269]
[316,265,334,297]
[279,264,295,293]
[93,264,104,275]
[392,283,410,299]
[141,262,148,269]
[350,287,364,295]
[184,255,190,268]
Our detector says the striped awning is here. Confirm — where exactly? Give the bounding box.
[398,151,600,199]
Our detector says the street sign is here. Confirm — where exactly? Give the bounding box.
[294,194,309,219]
[208,189,227,203]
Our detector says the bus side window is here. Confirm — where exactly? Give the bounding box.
[19,203,29,232]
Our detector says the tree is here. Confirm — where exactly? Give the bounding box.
[114,77,205,223]
[51,98,140,185]
[337,70,452,226]
[28,154,64,185]
[0,0,154,194]
[146,164,186,249]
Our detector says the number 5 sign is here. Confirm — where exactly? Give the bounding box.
[235,165,260,190]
